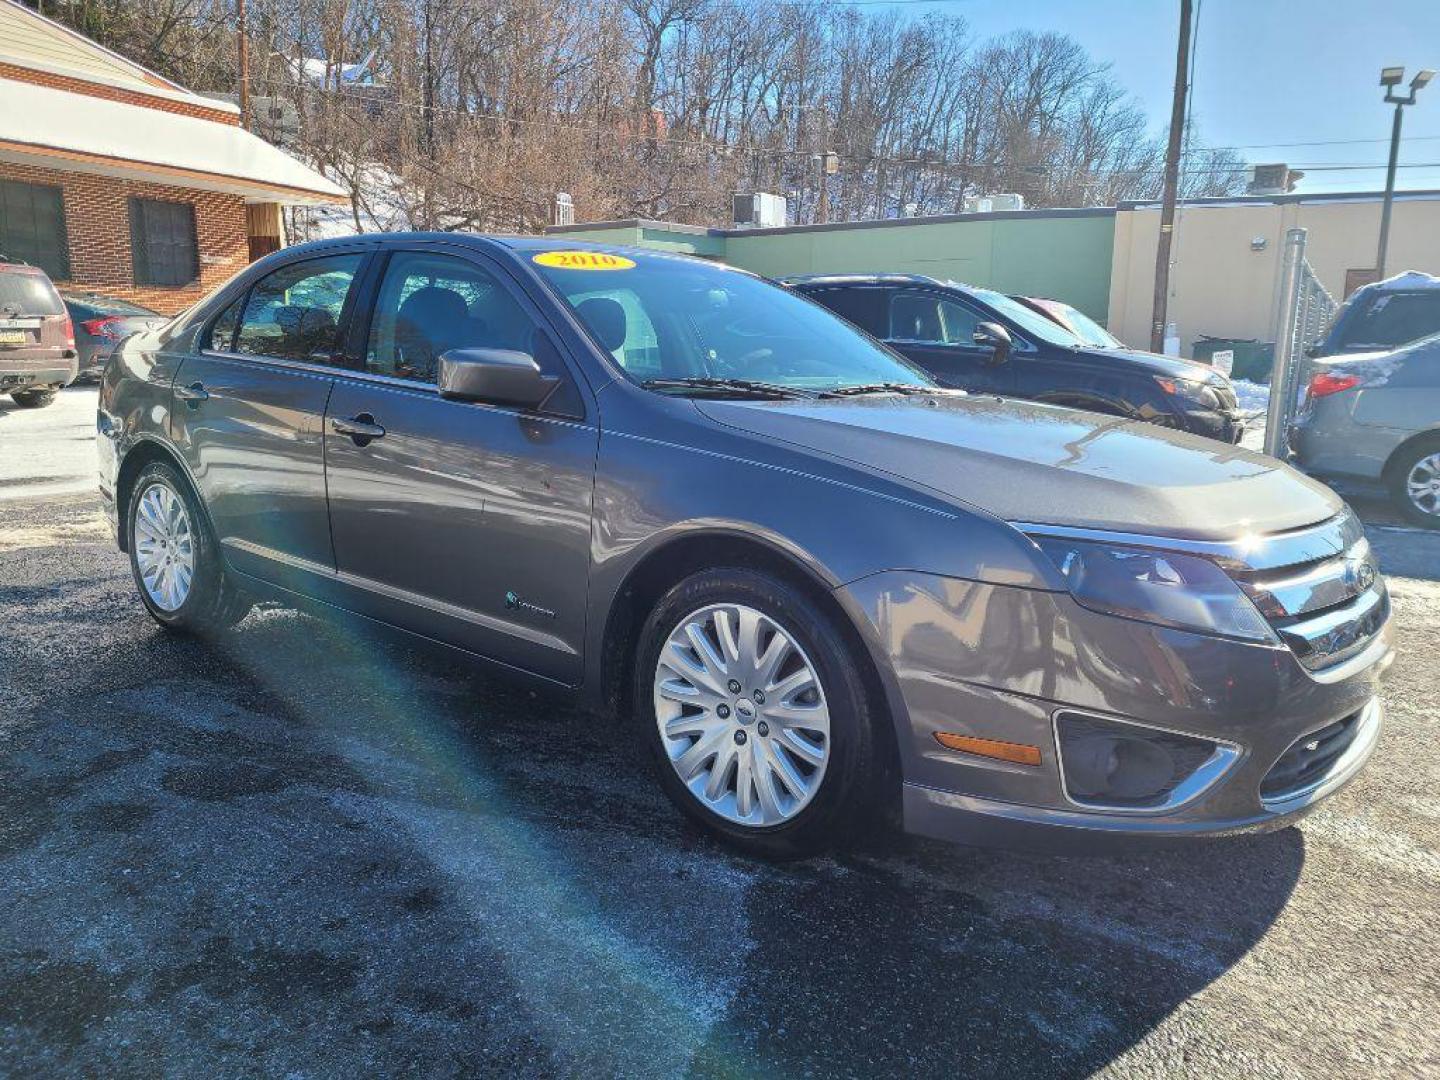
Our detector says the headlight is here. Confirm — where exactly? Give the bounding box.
[1154,376,1219,409]
[1031,537,1276,642]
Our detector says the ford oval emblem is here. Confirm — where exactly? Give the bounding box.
[1344,557,1377,593]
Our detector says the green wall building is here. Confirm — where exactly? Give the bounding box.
[546,207,1117,323]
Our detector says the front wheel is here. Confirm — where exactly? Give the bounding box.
[1389,437,1440,529]
[127,461,251,631]
[11,388,57,408]
[635,568,883,859]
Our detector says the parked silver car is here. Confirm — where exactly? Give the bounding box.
[98,235,1393,858]
[1291,332,1440,528]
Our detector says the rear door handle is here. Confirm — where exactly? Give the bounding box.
[331,413,386,444]
[176,381,209,403]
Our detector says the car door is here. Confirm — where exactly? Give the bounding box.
[323,245,597,684]
[882,290,1013,393]
[169,250,368,592]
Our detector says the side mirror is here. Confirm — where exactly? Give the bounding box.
[973,321,1012,365]
[437,348,560,409]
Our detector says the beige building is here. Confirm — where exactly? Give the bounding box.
[1107,190,1440,355]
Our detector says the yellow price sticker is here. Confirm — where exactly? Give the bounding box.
[533,251,636,271]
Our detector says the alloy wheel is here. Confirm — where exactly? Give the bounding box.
[1406,452,1440,518]
[653,603,830,827]
[133,481,196,612]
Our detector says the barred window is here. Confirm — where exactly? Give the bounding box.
[129,198,198,287]
[0,179,69,280]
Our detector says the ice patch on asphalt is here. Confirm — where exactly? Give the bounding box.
[329,790,755,1077]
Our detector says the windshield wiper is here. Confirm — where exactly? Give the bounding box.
[640,377,816,399]
[818,382,939,398]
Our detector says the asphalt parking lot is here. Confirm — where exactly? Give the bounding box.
[2,387,1438,1078]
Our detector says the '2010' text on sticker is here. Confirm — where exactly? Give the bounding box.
[533,251,636,270]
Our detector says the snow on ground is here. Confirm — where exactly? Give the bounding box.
[1231,378,1270,417]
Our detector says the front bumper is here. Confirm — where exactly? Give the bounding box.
[1176,406,1246,444]
[841,571,1394,853]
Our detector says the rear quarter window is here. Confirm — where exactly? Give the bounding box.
[0,269,65,316]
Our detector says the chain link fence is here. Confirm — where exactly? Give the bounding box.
[1263,228,1339,457]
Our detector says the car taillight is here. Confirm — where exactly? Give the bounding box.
[62,314,75,348]
[81,316,124,340]
[1307,372,1361,399]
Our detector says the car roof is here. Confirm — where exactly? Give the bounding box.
[782,272,959,289]
[0,261,50,276]
[269,232,742,270]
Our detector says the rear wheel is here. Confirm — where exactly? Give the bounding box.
[1389,437,1440,529]
[635,567,881,859]
[127,461,251,631]
[11,388,57,408]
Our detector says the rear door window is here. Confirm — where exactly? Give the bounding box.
[233,255,363,363]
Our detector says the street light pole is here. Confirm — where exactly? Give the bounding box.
[1376,66,1433,279]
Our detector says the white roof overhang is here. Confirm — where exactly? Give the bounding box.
[0,77,347,205]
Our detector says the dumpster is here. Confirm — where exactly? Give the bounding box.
[1192,336,1275,382]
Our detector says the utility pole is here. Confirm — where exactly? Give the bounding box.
[1150,0,1192,353]
[818,153,831,224]
[1376,67,1433,278]
[235,0,250,130]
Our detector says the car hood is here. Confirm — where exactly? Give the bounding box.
[696,393,1340,540]
[1071,346,1229,384]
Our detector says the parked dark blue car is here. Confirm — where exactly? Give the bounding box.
[788,274,1245,443]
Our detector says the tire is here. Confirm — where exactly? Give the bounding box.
[1388,436,1440,530]
[126,461,252,631]
[634,567,882,859]
[11,388,57,408]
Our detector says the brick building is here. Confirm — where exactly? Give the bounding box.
[0,0,346,314]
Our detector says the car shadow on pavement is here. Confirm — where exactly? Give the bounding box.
[0,603,1304,1078]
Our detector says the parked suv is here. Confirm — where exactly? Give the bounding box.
[99,236,1391,858]
[0,259,76,407]
[789,274,1245,442]
[1291,332,1440,527]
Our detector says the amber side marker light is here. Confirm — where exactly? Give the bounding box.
[934,732,1043,766]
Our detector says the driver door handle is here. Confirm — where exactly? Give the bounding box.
[331,414,386,444]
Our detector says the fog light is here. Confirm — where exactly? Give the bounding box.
[1056,712,1221,810]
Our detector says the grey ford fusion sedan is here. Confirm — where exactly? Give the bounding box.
[97,234,1394,858]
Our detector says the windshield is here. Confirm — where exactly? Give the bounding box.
[969,288,1084,347]
[1041,300,1122,348]
[531,250,934,392]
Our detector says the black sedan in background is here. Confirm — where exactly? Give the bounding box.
[788,274,1245,442]
[62,292,165,380]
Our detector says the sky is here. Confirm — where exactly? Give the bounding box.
[867,0,1440,195]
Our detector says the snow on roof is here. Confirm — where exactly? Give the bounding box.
[0,77,346,204]
[1367,270,1440,292]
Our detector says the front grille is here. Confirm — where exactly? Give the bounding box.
[1225,513,1387,670]
[1261,713,1361,800]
